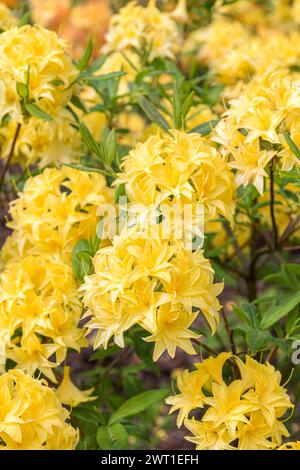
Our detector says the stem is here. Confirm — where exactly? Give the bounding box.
[266,346,278,364]
[221,310,236,354]
[0,123,21,190]
[191,338,218,356]
[269,160,278,251]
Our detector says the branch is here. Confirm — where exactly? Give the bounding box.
[0,123,21,190]
[269,160,278,250]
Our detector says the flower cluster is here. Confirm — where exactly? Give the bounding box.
[0,254,86,380]
[5,166,113,261]
[0,109,82,167]
[167,354,293,450]
[0,166,112,380]
[0,369,78,450]
[214,70,300,194]
[0,24,78,123]
[117,129,236,225]
[81,224,223,361]
[184,3,300,87]
[0,3,17,30]
[103,0,181,61]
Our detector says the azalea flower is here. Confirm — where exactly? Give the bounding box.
[0,369,78,450]
[56,366,96,407]
[167,354,294,450]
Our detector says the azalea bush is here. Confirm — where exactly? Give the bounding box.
[0,0,299,451]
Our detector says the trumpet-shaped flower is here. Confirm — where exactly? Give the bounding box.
[0,25,78,123]
[0,369,78,450]
[81,225,223,360]
[167,354,293,450]
[56,366,96,407]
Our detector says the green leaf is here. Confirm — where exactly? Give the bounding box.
[86,71,126,82]
[25,103,52,121]
[17,82,29,100]
[103,129,117,165]
[189,119,220,136]
[78,121,103,159]
[71,94,88,113]
[72,239,93,280]
[18,12,31,27]
[72,407,104,425]
[246,329,272,353]
[260,292,300,329]
[109,389,168,425]
[138,96,170,133]
[282,130,300,160]
[77,38,93,72]
[97,424,128,450]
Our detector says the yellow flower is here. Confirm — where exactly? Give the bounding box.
[214,70,300,193]
[117,129,235,224]
[103,0,181,61]
[0,108,82,167]
[0,369,78,450]
[278,441,300,450]
[0,254,86,380]
[184,419,233,450]
[166,368,209,427]
[229,140,275,195]
[56,366,96,407]
[81,225,222,359]
[144,303,199,361]
[7,166,113,260]
[0,3,17,30]
[169,0,188,24]
[0,25,78,123]
[167,354,294,450]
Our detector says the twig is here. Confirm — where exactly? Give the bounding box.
[269,160,278,251]
[0,123,21,190]
[221,310,236,354]
[191,338,218,356]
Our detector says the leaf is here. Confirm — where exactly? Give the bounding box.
[77,38,93,72]
[189,119,220,136]
[97,424,128,450]
[260,292,300,329]
[246,329,272,353]
[25,103,52,121]
[109,389,168,425]
[103,129,117,165]
[78,121,103,159]
[282,130,300,160]
[138,96,170,133]
[16,82,29,100]
[71,95,88,113]
[18,12,31,27]
[72,239,93,280]
[86,71,126,82]
[72,407,104,425]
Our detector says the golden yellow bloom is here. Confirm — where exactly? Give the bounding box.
[7,166,113,260]
[56,366,96,407]
[0,3,17,30]
[103,0,181,61]
[0,369,78,450]
[0,254,86,380]
[214,70,300,193]
[0,108,82,167]
[81,225,223,359]
[278,441,300,450]
[167,354,293,450]
[0,25,78,123]
[169,0,188,24]
[117,129,235,224]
